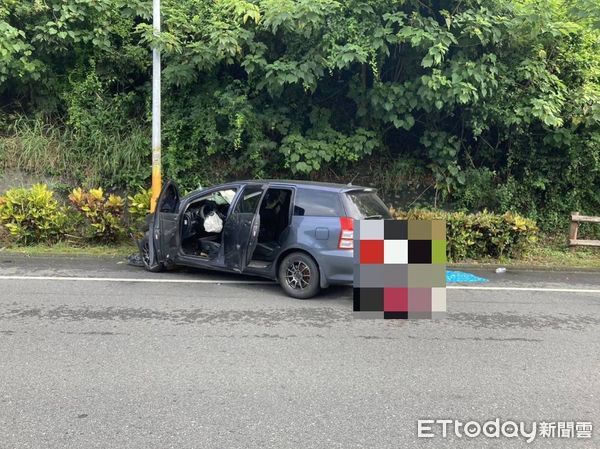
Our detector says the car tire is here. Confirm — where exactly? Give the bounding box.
[278,252,321,299]
[140,233,164,272]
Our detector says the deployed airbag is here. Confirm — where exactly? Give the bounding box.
[204,211,223,233]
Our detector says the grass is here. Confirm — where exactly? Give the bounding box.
[0,115,149,189]
[513,243,600,269]
[0,241,137,258]
[451,236,600,270]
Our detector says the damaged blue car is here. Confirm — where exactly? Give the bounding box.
[140,180,391,298]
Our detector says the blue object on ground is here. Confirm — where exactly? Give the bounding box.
[446,270,488,283]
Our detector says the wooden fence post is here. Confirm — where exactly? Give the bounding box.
[569,212,600,250]
[569,211,579,252]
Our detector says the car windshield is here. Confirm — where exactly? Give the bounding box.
[213,189,236,205]
[344,191,392,219]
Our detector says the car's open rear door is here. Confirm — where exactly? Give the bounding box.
[148,180,180,269]
[223,184,266,272]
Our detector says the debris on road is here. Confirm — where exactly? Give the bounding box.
[127,253,144,267]
[446,270,488,283]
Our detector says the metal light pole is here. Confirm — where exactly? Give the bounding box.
[150,0,161,212]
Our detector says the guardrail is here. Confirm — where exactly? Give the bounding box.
[569,212,600,248]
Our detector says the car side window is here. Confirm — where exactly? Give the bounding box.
[293,189,342,216]
[234,185,264,214]
[159,184,179,213]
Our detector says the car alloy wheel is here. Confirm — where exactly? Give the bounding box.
[142,238,151,268]
[285,260,311,290]
[278,252,320,299]
[139,233,164,272]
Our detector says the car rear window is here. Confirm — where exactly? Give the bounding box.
[293,189,343,217]
[343,190,392,219]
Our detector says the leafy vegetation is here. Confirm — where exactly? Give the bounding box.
[391,208,539,261]
[0,184,68,244]
[127,186,152,229]
[68,187,126,242]
[1,0,599,233]
[0,184,145,244]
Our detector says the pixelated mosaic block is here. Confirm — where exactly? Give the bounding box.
[353,219,446,320]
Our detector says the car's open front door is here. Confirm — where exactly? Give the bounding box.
[148,180,180,269]
[223,184,266,272]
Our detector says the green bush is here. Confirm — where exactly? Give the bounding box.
[391,208,538,261]
[127,187,152,225]
[127,186,152,237]
[451,168,499,211]
[0,184,68,244]
[68,187,126,242]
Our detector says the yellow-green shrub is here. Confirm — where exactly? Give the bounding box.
[127,187,151,226]
[68,187,125,242]
[390,208,538,261]
[0,184,68,244]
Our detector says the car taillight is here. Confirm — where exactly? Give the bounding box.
[338,217,354,249]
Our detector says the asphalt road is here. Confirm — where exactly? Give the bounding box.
[0,255,598,449]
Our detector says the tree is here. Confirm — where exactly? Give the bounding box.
[1,0,599,229]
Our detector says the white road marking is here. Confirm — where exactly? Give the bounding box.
[447,286,600,294]
[0,275,599,293]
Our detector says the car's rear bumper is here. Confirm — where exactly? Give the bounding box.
[316,249,354,287]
